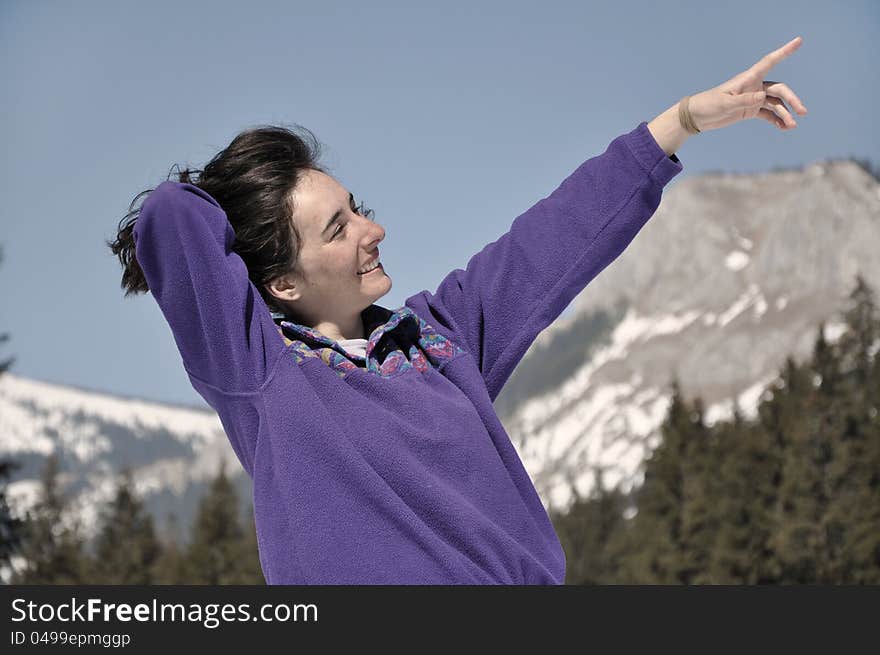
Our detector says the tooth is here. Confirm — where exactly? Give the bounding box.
[359,260,379,274]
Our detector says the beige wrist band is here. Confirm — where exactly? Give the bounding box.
[679,95,701,135]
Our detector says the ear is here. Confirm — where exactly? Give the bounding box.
[263,270,301,305]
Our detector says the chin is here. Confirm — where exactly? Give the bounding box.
[371,275,392,300]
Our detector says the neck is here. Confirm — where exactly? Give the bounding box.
[310,312,366,343]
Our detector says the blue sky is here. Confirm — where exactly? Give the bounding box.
[1,0,877,409]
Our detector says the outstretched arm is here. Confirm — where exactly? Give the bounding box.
[406,36,807,402]
[405,120,683,401]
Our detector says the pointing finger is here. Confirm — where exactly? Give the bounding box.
[752,36,803,78]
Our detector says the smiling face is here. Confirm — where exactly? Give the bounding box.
[264,169,391,329]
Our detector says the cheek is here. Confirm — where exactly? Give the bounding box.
[297,253,330,287]
[314,250,355,281]
[302,247,334,270]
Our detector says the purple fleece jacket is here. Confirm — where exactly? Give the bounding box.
[133,120,683,584]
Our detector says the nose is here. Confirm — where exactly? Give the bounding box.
[363,216,385,249]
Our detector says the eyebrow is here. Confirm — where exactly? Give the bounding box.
[321,191,354,236]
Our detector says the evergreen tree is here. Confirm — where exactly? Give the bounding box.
[0,459,25,574]
[848,319,880,581]
[710,413,782,584]
[825,275,880,582]
[89,467,161,584]
[836,274,879,386]
[622,378,694,583]
[551,467,629,584]
[551,276,880,584]
[0,245,15,378]
[240,505,266,584]
[185,460,253,584]
[677,396,719,584]
[11,454,90,584]
[770,323,844,582]
[751,355,813,581]
[152,511,190,584]
[0,243,26,574]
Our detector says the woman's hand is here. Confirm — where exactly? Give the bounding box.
[687,36,808,132]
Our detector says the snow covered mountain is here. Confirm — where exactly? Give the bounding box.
[1,157,878,542]
[494,158,880,510]
[0,373,252,545]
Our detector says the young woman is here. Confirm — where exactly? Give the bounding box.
[108,38,806,584]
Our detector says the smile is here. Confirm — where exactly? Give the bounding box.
[357,260,383,275]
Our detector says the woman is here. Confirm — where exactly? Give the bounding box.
[108,37,806,584]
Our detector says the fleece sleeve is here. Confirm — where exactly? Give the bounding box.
[405,121,683,402]
[133,180,286,394]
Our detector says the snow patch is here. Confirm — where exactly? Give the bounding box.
[5,479,42,516]
[725,250,750,271]
[518,307,699,431]
[718,283,765,327]
[823,321,848,343]
[703,372,779,426]
[0,373,224,463]
[753,293,768,319]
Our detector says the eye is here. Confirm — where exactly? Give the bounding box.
[332,196,375,240]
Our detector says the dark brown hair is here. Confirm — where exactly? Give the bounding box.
[107,123,340,316]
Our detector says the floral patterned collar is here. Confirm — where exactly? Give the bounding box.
[269,304,464,378]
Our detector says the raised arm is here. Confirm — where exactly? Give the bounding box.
[133,180,286,394]
[405,120,683,401]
